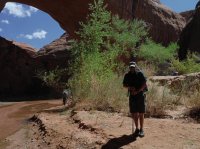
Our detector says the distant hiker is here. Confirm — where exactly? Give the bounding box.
[172,71,179,76]
[62,89,72,105]
[123,62,147,137]
[196,0,200,9]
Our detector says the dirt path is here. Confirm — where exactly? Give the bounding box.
[0,100,60,141]
[3,106,200,149]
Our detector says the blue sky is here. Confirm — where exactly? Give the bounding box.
[0,3,65,50]
[160,0,198,12]
[0,1,199,50]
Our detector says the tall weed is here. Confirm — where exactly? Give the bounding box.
[145,81,179,117]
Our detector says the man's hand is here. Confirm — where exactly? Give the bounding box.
[129,87,138,96]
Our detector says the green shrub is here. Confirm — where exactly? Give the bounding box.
[69,0,148,103]
[137,40,177,64]
[109,16,147,51]
[37,67,68,92]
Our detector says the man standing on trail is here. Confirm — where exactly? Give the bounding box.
[123,62,147,137]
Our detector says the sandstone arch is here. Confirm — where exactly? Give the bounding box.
[0,0,186,45]
[0,0,93,38]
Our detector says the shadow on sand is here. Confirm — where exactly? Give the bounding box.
[101,134,137,149]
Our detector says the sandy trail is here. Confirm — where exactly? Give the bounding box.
[0,100,60,140]
[1,102,200,149]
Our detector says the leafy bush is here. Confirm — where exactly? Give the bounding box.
[69,0,148,103]
[37,67,68,92]
[137,40,177,64]
[109,16,147,51]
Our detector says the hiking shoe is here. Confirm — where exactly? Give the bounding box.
[133,128,140,136]
[139,129,144,137]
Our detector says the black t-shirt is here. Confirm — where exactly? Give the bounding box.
[123,71,146,90]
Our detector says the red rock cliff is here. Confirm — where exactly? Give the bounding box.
[178,8,200,60]
[0,37,55,99]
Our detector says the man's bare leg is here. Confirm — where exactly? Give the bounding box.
[132,113,140,135]
[133,113,139,129]
[139,113,144,129]
[139,113,145,137]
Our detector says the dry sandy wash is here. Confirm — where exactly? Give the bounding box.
[0,102,200,149]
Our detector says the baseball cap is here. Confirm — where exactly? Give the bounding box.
[129,64,136,68]
[129,61,136,68]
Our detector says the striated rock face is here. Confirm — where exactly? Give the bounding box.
[0,34,72,99]
[0,0,186,45]
[180,10,194,23]
[38,33,70,55]
[131,0,185,45]
[0,37,37,98]
[36,33,71,71]
[0,36,61,99]
[107,0,186,45]
[134,0,185,45]
[178,8,200,60]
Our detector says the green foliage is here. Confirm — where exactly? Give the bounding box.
[77,0,111,54]
[171,54,200,74]
[137,40,200,75]
[109,16,147,51]
[37,67,68,92]
[69,0,148,101]
[70,51,116,97]
[138,40,177,64]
